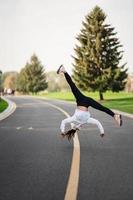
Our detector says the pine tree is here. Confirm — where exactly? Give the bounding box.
[17,54,48,94]
[25,54,48,93]
[72,6,127,100]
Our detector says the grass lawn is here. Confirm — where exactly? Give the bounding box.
[39,91,133,114]
[0,98,8,113]
[103,97,133,114]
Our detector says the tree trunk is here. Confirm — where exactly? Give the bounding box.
[99,91,104,101]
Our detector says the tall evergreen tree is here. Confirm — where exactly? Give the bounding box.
[17,54,48,94]
[26,54,48,93]
[72,6,127,100]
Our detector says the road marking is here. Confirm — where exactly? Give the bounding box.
[16,127,22,130]
[28,127,33,130]
[38,100,80,200]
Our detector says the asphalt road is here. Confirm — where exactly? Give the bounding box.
[0,96,133,200]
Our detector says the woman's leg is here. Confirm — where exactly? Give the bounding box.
[57,65,84,101]
[64,72,84,101]
[86,97,115,117]
[85,97,122,126]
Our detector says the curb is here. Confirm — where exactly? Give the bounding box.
[0,97,16,121]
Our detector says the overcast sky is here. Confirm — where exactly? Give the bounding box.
[0,0,133,74]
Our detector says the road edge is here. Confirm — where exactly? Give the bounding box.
[0,97,16,121]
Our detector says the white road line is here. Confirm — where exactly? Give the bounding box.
[16,127,22,130]
[37,100,80,200]
[28,127,34,130]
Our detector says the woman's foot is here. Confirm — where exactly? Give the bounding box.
[57,65,66,74]
[114,114,122,126]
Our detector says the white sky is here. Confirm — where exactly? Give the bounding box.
[0,0,133,74]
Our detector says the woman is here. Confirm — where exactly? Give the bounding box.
[57,65,122,140]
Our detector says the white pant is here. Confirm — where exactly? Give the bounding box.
[60,109,104,134]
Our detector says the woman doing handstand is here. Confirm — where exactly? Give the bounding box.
[57,65,122,140]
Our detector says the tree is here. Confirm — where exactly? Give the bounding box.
[17,54,48,94]
[72,6,127,100]
[125,74,133,92]
[16,67,29,93]
[3,71,18,90]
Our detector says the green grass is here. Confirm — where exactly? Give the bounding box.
[103,97,133,114]
[0,98,8,113]
[39,91,133,114]
[40,91,75,101]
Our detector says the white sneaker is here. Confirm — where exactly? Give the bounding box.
[57,65,65,74]
[114,114,122,126]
